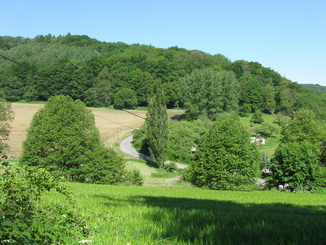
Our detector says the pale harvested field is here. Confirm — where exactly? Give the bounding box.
[5,103,184,159]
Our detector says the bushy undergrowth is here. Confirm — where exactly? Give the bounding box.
[151,168,182,179]
[133,118,212,164]
[163,162,178,172]
[0,162,92,244]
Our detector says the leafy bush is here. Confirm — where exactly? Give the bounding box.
[123,168,144,186]
[133,119,212,164]
[0,162,92,244]
[164,162,178,172]
[317,166,326,186]
[250,110,264,124]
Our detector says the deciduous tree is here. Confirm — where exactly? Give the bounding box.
[186,118,260,189]
[20,95,126,184]
[268,143,320,191]
[179,68,238,120]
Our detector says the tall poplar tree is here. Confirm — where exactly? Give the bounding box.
[146,81,168,168]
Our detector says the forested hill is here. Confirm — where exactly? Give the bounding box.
[1,34,326,119]
[301,84,326,95]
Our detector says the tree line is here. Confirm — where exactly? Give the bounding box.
[1,34,326,120]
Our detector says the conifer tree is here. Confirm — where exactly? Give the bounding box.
[146,81,168,168]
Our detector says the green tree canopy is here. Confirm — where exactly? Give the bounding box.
[281,109,325,152]
[146,81,168,168]
[0,101,14,153]
[179,68,238,120]
[20,95,126,184]
[113,87,138,109]
[268,143,320,191]
[186,118,260,189]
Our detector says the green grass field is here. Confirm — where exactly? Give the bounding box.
[239,113,282,156]
[43,181,326,245]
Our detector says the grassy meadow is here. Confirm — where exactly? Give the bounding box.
[239,113,282,156]
[4,103,326,244]
[44,183,326,244]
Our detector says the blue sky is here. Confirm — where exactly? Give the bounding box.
[1,0,326,86]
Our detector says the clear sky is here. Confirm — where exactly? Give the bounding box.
[1,0,325,86]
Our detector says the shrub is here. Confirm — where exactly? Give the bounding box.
[0,162,92,244]
[123,168,144,186]
[164,162,178,172]
[250,110,264,124]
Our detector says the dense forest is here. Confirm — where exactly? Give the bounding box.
[1,34,326,119]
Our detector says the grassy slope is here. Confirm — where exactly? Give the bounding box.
[6,103,326,244]
[239,113,281,156]
[44,183,326,244]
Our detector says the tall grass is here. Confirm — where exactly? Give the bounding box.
[43,183,326,244]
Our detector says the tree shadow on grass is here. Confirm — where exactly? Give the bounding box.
[96,194,326,245]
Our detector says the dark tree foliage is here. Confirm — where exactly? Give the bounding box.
[146,81,168,168]
[113,87,138,109]
[20,95,126,184]
[186,118,260,190]
[0,33,324,118]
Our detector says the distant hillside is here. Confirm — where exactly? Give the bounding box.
[1,34,326,120]
[301,84,326,95]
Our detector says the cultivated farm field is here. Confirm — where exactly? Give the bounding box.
[6,103,185,159]
[6,103,150,159]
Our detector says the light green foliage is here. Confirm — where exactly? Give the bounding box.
[250,110,264,124]
[167,118,213,164]
[122,168,144,186]
[261,123,279,138]
[186,118,260,189]
[262,84,276,114]
[163,162,178,172]
[0,102,14,153]
[268,143,320,191]
[281,109,325,153]
[273,113,290,127]
[113,87,138,109]
[146,81,168,168]
[0,162,91,244]
[20,95,126,184]
[133,118,212,164]
[179,68,238,119]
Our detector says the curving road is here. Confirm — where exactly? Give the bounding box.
[120,136,188,169]
[120,136,152,161]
